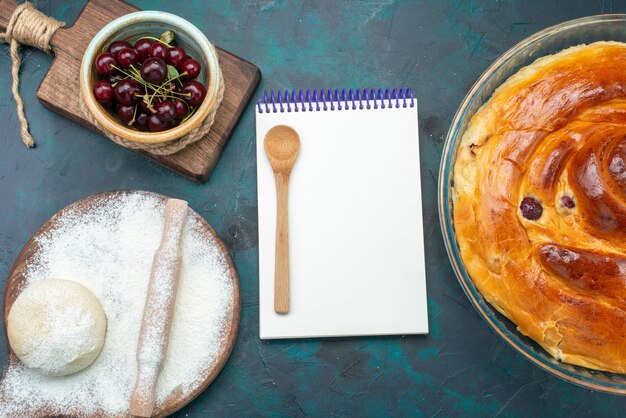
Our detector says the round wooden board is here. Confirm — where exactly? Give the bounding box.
[1,190,241,417]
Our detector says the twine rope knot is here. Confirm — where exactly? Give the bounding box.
[0,2,65,147]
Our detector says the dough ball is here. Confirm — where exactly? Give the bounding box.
[7,279,107,376]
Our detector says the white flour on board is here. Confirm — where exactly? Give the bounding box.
[0,193,235,417]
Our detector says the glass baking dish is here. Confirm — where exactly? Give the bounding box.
[438,14,626,394]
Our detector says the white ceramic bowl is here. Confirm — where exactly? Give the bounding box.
[80,11,221,144]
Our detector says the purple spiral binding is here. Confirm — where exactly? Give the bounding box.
[257,88,416,113]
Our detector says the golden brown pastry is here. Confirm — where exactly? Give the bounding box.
[453,41,626,373]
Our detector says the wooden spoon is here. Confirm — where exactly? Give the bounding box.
[264,125,301,314]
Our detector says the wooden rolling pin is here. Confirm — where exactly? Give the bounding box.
[130,198,189,417]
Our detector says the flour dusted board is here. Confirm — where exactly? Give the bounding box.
[0,0,261,182]
[1,191,241,417]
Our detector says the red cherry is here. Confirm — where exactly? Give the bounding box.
[95,53,117,76]
[116,104,135,123]
[116,47,138,68]
[140,57,167,83]
[134,112,149,131]
[181,80,206,106]
[114,79,141,105]
[93,80,114,103]
[134,38,154,62]
[172,99,187,119]
[166,47,187,69]
[156,100,176,122]
[561,195,575,209]
[148,113,171,132]
[108,41,132,56]
[520,197,543,220]
[149,42,167,60]
[180,59,201,79]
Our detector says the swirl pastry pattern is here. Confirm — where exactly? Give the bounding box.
[453,42,626,373]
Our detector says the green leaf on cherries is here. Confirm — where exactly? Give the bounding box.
[160,30,175,45]
[167,64,179,80]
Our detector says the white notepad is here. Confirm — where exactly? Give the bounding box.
[256,88,428,339]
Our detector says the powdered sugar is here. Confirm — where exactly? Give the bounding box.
[0,192,236,417]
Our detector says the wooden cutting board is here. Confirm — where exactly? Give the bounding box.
[0,0,261,182]
[1,190,241,417]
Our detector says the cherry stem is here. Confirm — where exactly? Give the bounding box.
[181,106,197,123]
[112,64,191,103]
[136,35,171,48]
[111,64,193,120]
[147,71,189,99]
[128,104,138,126]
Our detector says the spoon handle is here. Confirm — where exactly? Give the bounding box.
[274,173,291,314]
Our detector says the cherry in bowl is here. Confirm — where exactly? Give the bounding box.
[140,57,167,84]
[95,53,117,76]
[181,80,206,106]
[93,80,114,104]
[114,79,141,105]
[88,28,211,134]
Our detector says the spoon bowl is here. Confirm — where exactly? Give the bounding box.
[264,125,301,173]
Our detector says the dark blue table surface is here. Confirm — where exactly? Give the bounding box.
[2,1,626,416]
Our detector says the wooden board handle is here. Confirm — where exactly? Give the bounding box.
[0,0,19,32]
[0,0,67,51]
[274,173,290,314]
[0,0,20,32]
